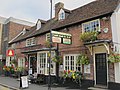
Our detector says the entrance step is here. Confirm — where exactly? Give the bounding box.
[88,87,108,90]
[88,85,109,90]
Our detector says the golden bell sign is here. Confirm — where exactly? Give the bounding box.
[7,50,14,56]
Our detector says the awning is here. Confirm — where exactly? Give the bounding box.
[84,39,111,55]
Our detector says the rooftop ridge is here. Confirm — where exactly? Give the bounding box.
[0,16,7,24]
[4,17,35,26]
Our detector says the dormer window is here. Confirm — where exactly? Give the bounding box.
[36,20,41,30]
[58,9,65,20]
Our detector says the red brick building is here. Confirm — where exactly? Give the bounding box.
[1,17,35,66]
[9,0,120,89]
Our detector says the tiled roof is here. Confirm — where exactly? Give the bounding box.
[10,26,36,43]
[53,0,120,29]
[9,0,120,44]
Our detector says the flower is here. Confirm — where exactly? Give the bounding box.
[62,70,83,80]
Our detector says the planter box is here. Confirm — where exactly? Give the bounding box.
[45,75,57,84]
[58,78,94,89]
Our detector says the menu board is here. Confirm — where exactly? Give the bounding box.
[21,76,28,88]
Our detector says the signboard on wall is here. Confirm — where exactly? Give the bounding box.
[51,31,72,44]
[84,64,90,73]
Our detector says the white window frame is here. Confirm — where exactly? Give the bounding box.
[37,51,56,75]
[63,54,82,72]
[82,19,100,32]
[18,58,25,67]
[31,37,36,45]
[26,37,36,46]
[26,39,30,46]
[46,33,50,41]
[58,9,65,20]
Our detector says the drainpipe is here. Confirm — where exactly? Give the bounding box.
[56,43,59,83]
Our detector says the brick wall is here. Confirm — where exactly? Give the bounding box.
[2,21,32,59]
[53,17,113,80]
[9,17,114,81]
[8,22,31,41]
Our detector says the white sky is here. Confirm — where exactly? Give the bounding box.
[0,0,95,23]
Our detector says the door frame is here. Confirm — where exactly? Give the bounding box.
[28,54,37,74]
[94,52,108,86]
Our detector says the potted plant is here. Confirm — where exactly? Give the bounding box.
[80,31,98,42]
[77,54,90,65]
[108,52,120,63]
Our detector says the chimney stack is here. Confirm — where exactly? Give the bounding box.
[55,2,64,18]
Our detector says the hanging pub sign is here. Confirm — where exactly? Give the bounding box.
[51,31,72,44]
[6,49,14,56]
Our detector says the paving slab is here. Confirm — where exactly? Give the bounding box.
[0,76,109,90]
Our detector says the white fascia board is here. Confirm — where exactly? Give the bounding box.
[4,17,35,26]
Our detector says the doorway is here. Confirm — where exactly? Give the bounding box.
[95,53,107,86]
[29,56,37,74]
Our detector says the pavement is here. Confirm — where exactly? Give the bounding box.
[0,75,109,90]
[0,85,12,90]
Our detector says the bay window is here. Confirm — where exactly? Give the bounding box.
[37,51,56,75]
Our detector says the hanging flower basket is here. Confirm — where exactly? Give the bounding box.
[80,31,98,42]
[77,54,90,65]
[52,55,62,64]
[44,40,51,48]
[108,52,120,63]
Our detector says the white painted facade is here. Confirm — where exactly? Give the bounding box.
[111,6,120,83]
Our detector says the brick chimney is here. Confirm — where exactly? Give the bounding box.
[55,2,64,18]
